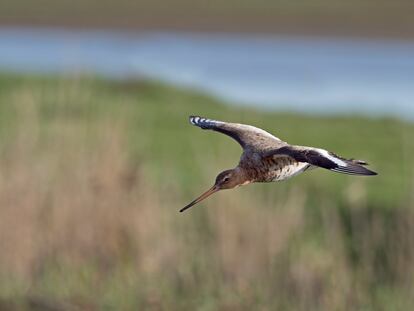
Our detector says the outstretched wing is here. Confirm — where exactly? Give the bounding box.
[189,116,285,151]
[263,145,377,176]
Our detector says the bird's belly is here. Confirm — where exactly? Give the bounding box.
[266,162,310,182]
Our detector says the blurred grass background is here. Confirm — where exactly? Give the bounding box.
[0,74,413,310]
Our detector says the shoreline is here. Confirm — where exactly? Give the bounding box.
[2,21,414,42]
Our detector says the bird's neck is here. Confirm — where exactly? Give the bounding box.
[234,167,253,187]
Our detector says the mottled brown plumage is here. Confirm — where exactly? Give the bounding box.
[180,116,377,212]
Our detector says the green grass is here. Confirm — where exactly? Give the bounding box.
[0,73,413,310]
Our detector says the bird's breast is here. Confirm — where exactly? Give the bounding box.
[253,157,310,182]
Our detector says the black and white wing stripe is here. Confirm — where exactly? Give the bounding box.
[189,116,285,151]
[264,146,377,176]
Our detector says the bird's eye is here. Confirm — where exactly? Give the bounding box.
[223,177,230,182]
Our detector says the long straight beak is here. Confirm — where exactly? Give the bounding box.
[180,185,219,213]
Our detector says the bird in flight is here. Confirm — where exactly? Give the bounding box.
[180,116,377,212]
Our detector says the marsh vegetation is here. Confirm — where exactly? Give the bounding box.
[0,74,412,310]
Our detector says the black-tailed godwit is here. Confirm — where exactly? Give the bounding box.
[180,116,377,212]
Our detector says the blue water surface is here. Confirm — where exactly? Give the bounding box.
[1,27,414,119]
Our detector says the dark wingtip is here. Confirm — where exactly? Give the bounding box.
[350,159,378,176]
[331,161,378,176]
[362,170,378,176]
[359,165,378,176]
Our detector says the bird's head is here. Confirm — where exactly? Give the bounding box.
[180,169,247,213]
[214,169,241,189]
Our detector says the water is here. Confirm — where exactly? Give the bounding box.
[1,27,414,119]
